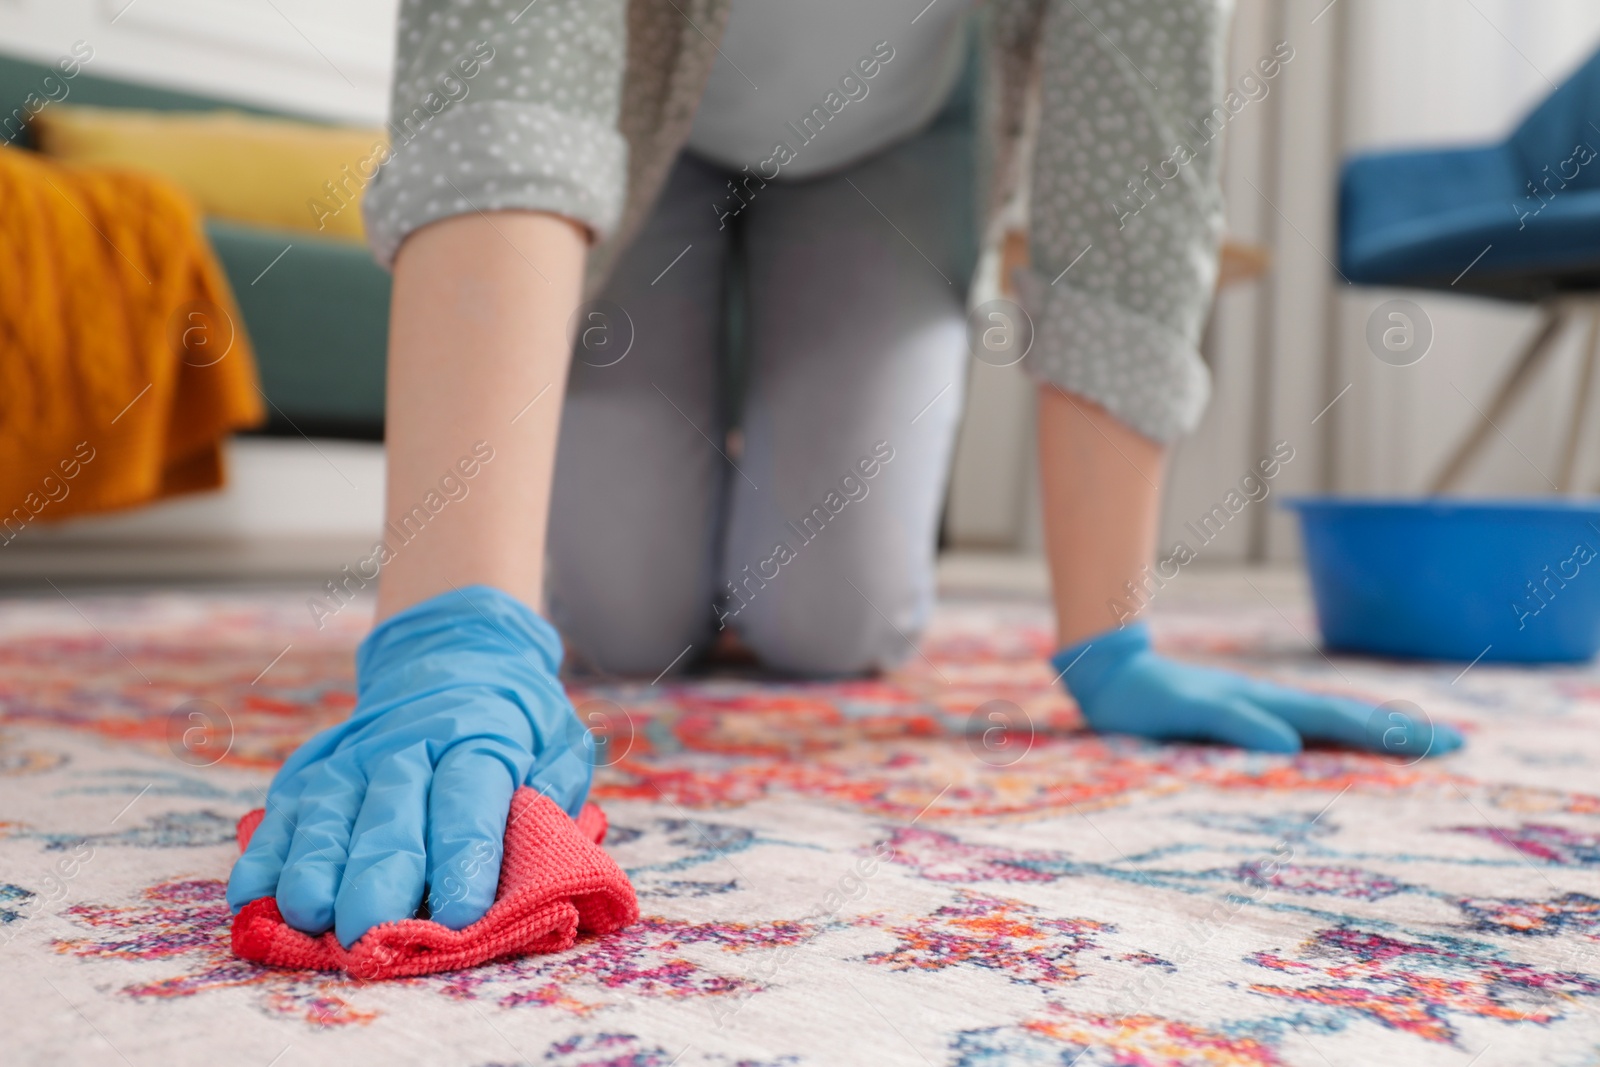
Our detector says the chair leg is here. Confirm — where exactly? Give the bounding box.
[1559,305,1600,493]
[1428,304,1568,494]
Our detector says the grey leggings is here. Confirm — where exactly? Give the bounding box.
[547,115,975,679]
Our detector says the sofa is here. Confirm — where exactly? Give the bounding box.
[1,50,389,440]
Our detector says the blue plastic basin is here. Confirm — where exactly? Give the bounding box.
[1284,497,1600,663]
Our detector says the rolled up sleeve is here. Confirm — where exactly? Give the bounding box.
[362,0,628,269]
[1018,0,1228,443]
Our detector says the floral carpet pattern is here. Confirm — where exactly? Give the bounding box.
[2,586,1599,1065]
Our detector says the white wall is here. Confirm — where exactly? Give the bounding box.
[0,0,397,122]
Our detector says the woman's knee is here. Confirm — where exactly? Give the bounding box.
[726,556,931,678]
[550,590,713,678]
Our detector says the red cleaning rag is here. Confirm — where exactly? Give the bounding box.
[231,787,638,978]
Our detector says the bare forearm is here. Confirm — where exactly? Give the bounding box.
[375,211,587,621]
[1036,386,1167,648]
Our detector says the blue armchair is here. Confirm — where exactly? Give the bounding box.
[1339,44,1600,490]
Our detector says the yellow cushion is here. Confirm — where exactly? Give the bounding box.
[31,105,388,243]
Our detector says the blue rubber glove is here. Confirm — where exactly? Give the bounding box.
[227,585,594,947]
[1053,622,1463,757]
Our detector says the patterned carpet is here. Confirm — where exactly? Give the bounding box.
[3,582,1600,1066]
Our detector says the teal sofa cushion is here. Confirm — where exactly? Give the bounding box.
[205,220,388,438]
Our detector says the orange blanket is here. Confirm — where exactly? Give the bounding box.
[0,144,263,529]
